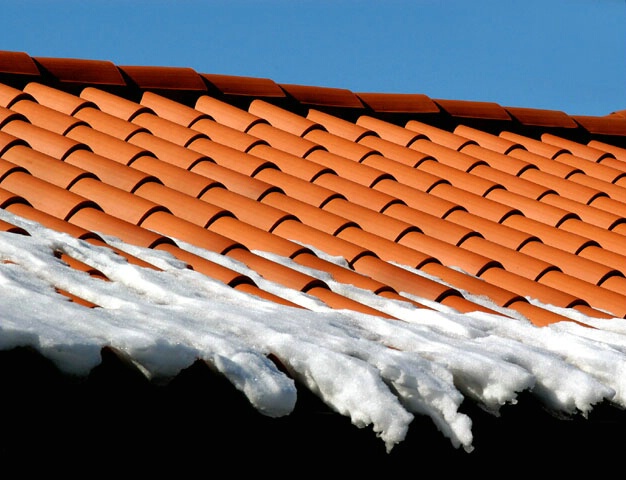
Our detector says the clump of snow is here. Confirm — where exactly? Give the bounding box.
[1,209,625,453]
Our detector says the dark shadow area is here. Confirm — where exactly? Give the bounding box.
[1,346,625,474]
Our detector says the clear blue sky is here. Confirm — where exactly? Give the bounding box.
[1,0,625,116]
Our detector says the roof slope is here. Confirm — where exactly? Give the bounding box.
[1,51,626,468]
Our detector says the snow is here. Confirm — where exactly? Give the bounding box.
[1,208,625,454]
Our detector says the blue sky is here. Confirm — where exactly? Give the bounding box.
[1,0,625,116]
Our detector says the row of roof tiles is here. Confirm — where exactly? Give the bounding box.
[1,50,625,141]
[0,52,625,327]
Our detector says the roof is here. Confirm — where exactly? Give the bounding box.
[1,50,626,470]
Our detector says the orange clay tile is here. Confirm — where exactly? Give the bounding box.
[261,191,356,235]
[69,177,169,225]
[66,125,151,165]
[188,119,266,152]
[2,145,96,189]
[558,218,626,257]
[80,87,153,121]
[132,112,207,147]
[188,139,274,176]
[246,122,323,158]
[272,219,372,265]
[0,132,27,158]
[10,99,88,135]
[303,129,377,162]
[248,99,323,137]
[279,83,364,109]
[199,187,295,232]
[209,215,312,259]
[226,248,326,292]
[254,168,340,206]
[351,255,458,303]
[445,209,536,250]
[305,286,397,319]
[140,91,210,127]
[0,107,25,128]
[356,93,439,114]
[376,289,434,311]
[336,225,437,269]
[55,251,108,280]
[0,157,29,181]
[519,168,602,203]
[315,173,402,212]
[469,164,552,199]
[537,270,626,318]
[134,182,232,228]
[430,183,519,222]
[200,73,286,98]
[374,180,462,218]
[382,203,476,245]
[128,131,210,169]
[609,222,626,237]
[140,210,242,253]
[508,148,580,178]
[1,171,98,220]
[151,242,252,287]
[459,236,556,281]
[573,115,626,138]
[540,193,623,230]
[418,161,500,196]
[399,231,500,276]
[433,99,512,121]
[231,282,304,309]
[421,263,525,308]
[0,83,34,108]
[361,155,446,191]
[572,304,616,319]
[453,125,523,154]
[578,244,626,275]
[73,107,147,141]
[69,207,175,249]
[505,301,578,327]
[597,156,626,174]
[0,51,39,76]
[502,214,599,254]
[552,152,626,184]
[0,218,28,234]
[248,144,331,181]
[1,120,87,160]
[405,120,477,150]
[195,95,266,132]
[485,189,572,226]
[503,107,578,129]
[358,135,434,166]
[117,65,207,92]
[292,251,395,295]
[439,295,502,316]
[357,115,427,146]
[0,187,30,209]
[322,197,419,240]
[541,133,614,163]
[598,275,626,296]
[500,131,567,159]
[22,82,97,115]
[459,144,532,176]
[192,161,279,200]
[306,149,392,187]
[410,140,487,172]
[519,241,621,285]
[479,267,588,309]
[31,57,125,89]
[55,289,99,309]
[306,109,375,142]
[64,149,158,192]
[588,139,626,162]
[588,191,626,215]
[129,155,222,197]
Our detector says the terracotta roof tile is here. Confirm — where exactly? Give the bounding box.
[306,109,375,142]
[200,73,286,98]
[279,83,364,109]
[1,119,88,160]
[80,87,153,121]
[433,99,512,121]
[23,82,97,115]
[33,57,125,88]
[504,106,579,128]
[356,93,440,114]
[195,95,266,131]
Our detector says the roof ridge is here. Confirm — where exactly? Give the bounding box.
[1,50,625,147]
